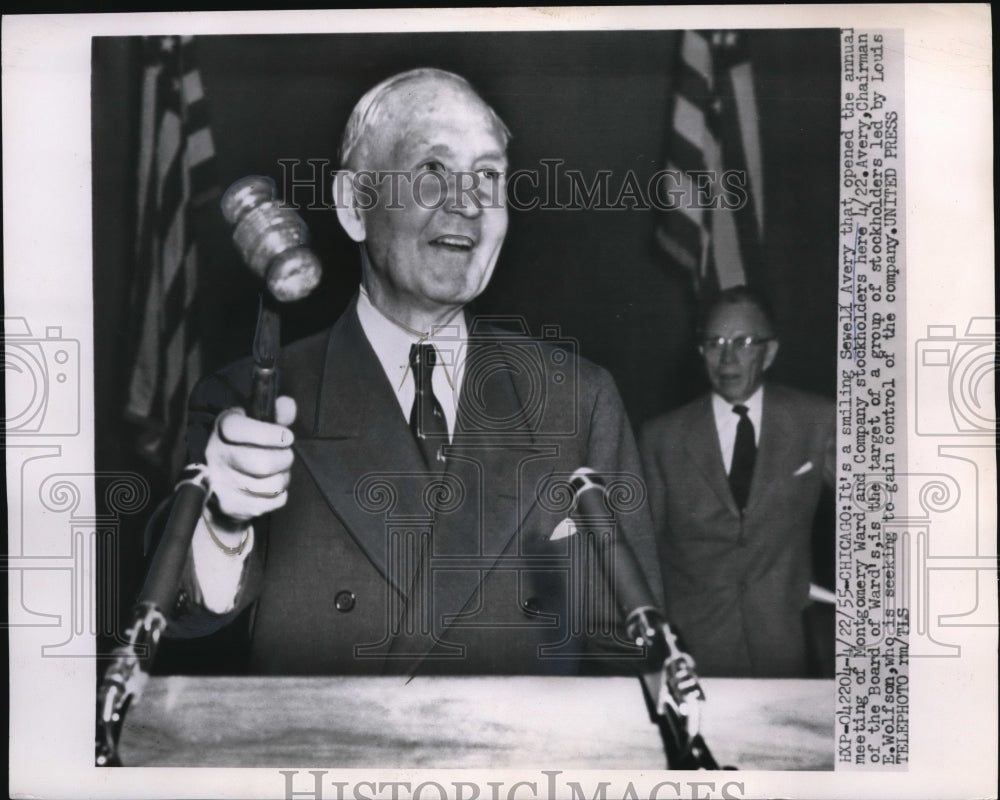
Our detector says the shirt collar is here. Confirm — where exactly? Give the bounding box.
[711,384,765,430]
[355,286,468,392]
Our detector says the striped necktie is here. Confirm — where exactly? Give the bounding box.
[409,343,448,469]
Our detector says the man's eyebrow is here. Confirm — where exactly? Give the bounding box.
[403,143,507,164]
[476,151,508,164]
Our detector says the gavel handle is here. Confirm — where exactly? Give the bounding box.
[248,294,280,422]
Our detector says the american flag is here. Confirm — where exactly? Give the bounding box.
[125,36,217,477]
[656,30,764,295]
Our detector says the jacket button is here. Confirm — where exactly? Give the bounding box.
[521,596,541,616]
[334,590,356,612]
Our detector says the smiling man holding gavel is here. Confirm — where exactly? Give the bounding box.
[161,68,663,676]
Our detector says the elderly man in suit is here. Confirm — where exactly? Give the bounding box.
[639,286,835,677]
[163,68,660,676]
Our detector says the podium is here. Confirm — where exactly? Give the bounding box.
[119,676,833,769]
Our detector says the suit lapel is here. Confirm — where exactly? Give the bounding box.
[294,309,559,668]
[405,332,555,668]
[682,396,740,516]
[294,300,429,595]
[436,333,550,573]
[748,385,794,512]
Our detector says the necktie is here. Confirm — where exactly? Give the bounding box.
[409,343,448,469]
[729,404,756,511]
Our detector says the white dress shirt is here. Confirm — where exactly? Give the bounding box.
[355,287,466,439]
[710,384,764,474]
[191,517,254,612]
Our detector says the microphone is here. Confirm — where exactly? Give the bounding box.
[565,468,664,661]
[563,468,723,769]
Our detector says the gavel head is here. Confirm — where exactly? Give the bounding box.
[221,175,323,303]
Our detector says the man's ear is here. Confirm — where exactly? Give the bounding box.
[763,338,780,371]
[333,170,366,243]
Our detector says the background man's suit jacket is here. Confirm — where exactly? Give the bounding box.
[167,297,662,676]
[639,385,835,677]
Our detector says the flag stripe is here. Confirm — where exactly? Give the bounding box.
[655,227,699,273]
[673,95,710,154]
[680,30,713,86]
[658,185,703,252]
[663,128,707,174]
[125,252,161,418]
[674,60,713,111]
[183,97,212,140]
[154,113,181,191]
[716,65,762,286]
[186,127,215,167]
[181,69,205,103]
[729,61,764,235]
[125,35,218,477]
[134,63,160,248]
[711,203,746,288]
[162,245,187,338]
[672,171,708,227]
[655,30,763,295]
[157,173,184,255]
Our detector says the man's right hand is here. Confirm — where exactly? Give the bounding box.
[204,396,297,524]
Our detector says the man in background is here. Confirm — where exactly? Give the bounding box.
[640,286,835,677]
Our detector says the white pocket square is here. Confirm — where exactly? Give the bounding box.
[793,461,814,476]
[550,518,578,541]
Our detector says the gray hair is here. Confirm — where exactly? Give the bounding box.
[338,68,511,169]
[698,284,778,337]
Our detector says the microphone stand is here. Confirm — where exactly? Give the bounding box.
[630,610,722,769]
[95,296,280,766]
[95,466,209,766]
[568,469,729,769]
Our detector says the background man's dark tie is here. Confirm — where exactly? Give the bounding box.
[729,404,756,510]
[409,343,448,469]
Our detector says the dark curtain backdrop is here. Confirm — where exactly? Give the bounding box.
[93,30,840,658]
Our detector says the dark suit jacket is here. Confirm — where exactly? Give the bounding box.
[168,297,661,676]
[639,384,835,677]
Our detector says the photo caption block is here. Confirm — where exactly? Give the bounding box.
[836,28,908,770]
